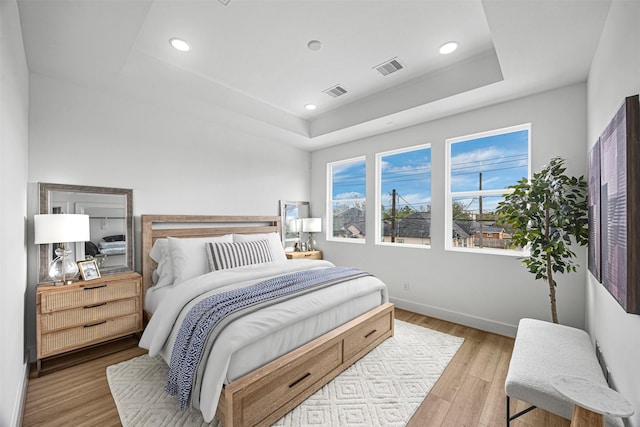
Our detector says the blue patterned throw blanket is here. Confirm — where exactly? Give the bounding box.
[166,266,369,410]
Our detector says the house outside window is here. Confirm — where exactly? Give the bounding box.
[375,144,431,248]
[445,124,530,255]
[327,156,366,243]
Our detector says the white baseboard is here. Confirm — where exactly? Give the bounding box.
[390,296,518,338]
[12,361,28,427]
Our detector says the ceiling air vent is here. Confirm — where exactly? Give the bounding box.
[374,57,404,76]
[323,84,348,98]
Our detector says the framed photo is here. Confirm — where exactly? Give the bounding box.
[78,259,101,281]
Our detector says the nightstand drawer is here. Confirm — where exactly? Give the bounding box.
[40,279,140,313]
[285,251,322,260]
[39,313,141,358]
[40,297,139,333]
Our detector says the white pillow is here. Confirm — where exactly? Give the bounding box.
[168,234,233,284]
[206,240,273,271]
[232,232,286,262]
[149,238,174,288]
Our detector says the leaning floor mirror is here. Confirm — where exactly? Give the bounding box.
[279,200,310,250]
[38,183,134,282]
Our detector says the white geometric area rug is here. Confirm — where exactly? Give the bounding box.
[107,320,464,427]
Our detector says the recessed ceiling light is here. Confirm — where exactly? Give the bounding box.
[307,40,322,51]
[304,104,317,111]
[169,38,191,52]
[439,41,458,55]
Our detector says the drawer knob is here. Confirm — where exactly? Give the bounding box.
[364,329,377,339]
[288,372,311,388]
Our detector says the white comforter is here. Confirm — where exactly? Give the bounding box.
[139,259,388,422]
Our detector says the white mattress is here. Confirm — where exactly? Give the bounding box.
[146,271,384,382]
[225,290,381,382]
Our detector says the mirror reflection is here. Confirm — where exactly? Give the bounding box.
[38,183,133,281]
[279,200,310,250]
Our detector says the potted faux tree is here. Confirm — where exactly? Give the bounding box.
[496,157,588,323]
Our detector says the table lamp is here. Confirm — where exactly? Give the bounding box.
[34,214,90,285]
[302,218,322,251]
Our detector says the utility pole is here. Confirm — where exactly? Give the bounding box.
[478,172,483,248]
[391,189,396,243]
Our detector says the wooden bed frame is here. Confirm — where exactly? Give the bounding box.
[141,214,394,427]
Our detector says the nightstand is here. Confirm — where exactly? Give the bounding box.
[286,250,322,260]
[35,271,143,375]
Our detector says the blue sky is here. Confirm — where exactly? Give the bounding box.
[332,128,529,213]
[450,129,529,193]
[380,147,431,211]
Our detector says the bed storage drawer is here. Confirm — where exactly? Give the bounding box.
[218,302,395,427]
[240,342,342,426]
[343,307,393,361]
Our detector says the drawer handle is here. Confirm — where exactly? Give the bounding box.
[304,253,312,257]
[84,284,107,291]
[289,372,311,388]
[83,302,107,309]
[364,329,377,339]
[84,320,107,328]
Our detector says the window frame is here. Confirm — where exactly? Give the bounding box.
[444,123,531,256]
[375,143,432,249]
[326,156,367,244]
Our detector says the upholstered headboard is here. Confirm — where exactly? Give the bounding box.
[140,214,281,298]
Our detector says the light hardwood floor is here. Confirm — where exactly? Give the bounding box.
[22,309,569,427]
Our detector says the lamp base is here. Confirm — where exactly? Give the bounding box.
[307,234,317,252]
[49,246,79,285]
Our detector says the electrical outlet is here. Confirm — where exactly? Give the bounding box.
[403,282,410,291]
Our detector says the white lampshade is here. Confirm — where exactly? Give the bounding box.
[34,214,90,244]
[302,218,322,233]
[288,218,303,232]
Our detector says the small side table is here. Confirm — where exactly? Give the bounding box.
[550,374,634,427]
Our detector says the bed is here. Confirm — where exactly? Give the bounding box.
[138,214,394,426]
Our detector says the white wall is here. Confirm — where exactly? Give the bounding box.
[0,0,30,425]
[311,83,588,336]
[25,73,312,358]
[586,1,640,426]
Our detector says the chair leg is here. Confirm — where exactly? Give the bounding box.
[506,395,537,425]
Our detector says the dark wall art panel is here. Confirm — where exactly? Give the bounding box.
[598,94,640,314]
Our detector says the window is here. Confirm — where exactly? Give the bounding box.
[376,144,431,247]
[445,124,530,254]
[327,157,366,242]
